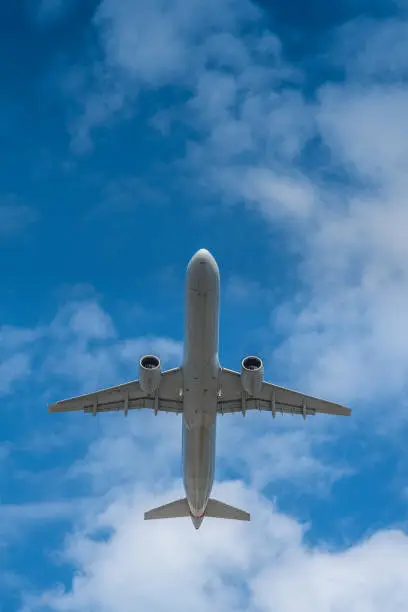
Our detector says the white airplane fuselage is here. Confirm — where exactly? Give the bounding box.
[182,249,220,529]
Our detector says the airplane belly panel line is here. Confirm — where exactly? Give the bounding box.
[48,248,352,530]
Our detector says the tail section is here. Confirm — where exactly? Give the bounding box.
[144,498,190,520]
[144,497,250,524]
[205,498,250,521]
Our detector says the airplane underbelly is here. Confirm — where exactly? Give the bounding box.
[183,420,216,515]
[184,288,219,371]
[182,248,220,516]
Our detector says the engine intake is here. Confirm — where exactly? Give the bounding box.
[139,355,161,394]
[241,356,264,396]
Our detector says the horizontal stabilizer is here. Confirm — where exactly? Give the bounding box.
[144,498,190,520]
[205,498,250,521]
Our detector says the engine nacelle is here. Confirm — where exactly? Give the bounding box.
[139,355,161,394]
[241,356,264,396]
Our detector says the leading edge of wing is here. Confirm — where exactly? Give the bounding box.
[218,368,351,417]
[48,368,183,415]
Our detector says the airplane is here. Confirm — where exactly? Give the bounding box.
[48,248,351,530]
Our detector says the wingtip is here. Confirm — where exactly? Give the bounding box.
[336,404,351,416]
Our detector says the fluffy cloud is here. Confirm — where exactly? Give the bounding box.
[272,83,408,406]
[68,0,280,151]
[0,321,42,395]
[329,16,408,82]
[95,0,260,85]
[0,294,182,398]
[22,481,408,612]
[44,305,182,393]
[0,353,31,394]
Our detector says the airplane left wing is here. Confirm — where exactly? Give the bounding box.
[48,368,183,415]
[217,368,351,419]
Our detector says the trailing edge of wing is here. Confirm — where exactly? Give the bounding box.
[48,368,183,415]
[217,368,351,417]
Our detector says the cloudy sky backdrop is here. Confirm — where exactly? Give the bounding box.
[2,0,408,610]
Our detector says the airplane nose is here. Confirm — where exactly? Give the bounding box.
[195,248,212,261]
[190,249,217,269]
[187,249,219,292]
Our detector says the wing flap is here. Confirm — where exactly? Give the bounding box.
[217,368,351,417]
[48,368,183,415]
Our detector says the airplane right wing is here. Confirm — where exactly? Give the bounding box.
[217,368,351,418]
[48,368,183,416]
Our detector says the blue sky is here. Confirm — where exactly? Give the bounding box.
[2,0,408,609]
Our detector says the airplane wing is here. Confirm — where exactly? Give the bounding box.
[217,368,351,418]
[48,368,183,416]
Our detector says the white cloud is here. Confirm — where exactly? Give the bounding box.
[0,500,83,526]
[119,337,182,365]
[317,84,408,183]
[251,529,408,612]
[45,299,182,393]
[0,295,182,398]
[0,324,43,394]
[217,420,350,492]
[0,354,31,395]
[66,413,182,496]
[0,500,89,551]
[44,330,182,395]
[95,0,260,84]
[69,79,131,154]
[65,301,116,341]
[0,570,27,593]
[330,17,408,82]
[67,0,269,150]
[215,166,318,221]
[0,326,44,351]
[225,275,267,303]
[22,481,408,612]
[271,79,408,407]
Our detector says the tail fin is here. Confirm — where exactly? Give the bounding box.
[143,497,250,523]
[205,498,250,521]
[144,498,190,520]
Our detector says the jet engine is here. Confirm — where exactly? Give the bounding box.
[241,356,264,396]
[139,355,162,394]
